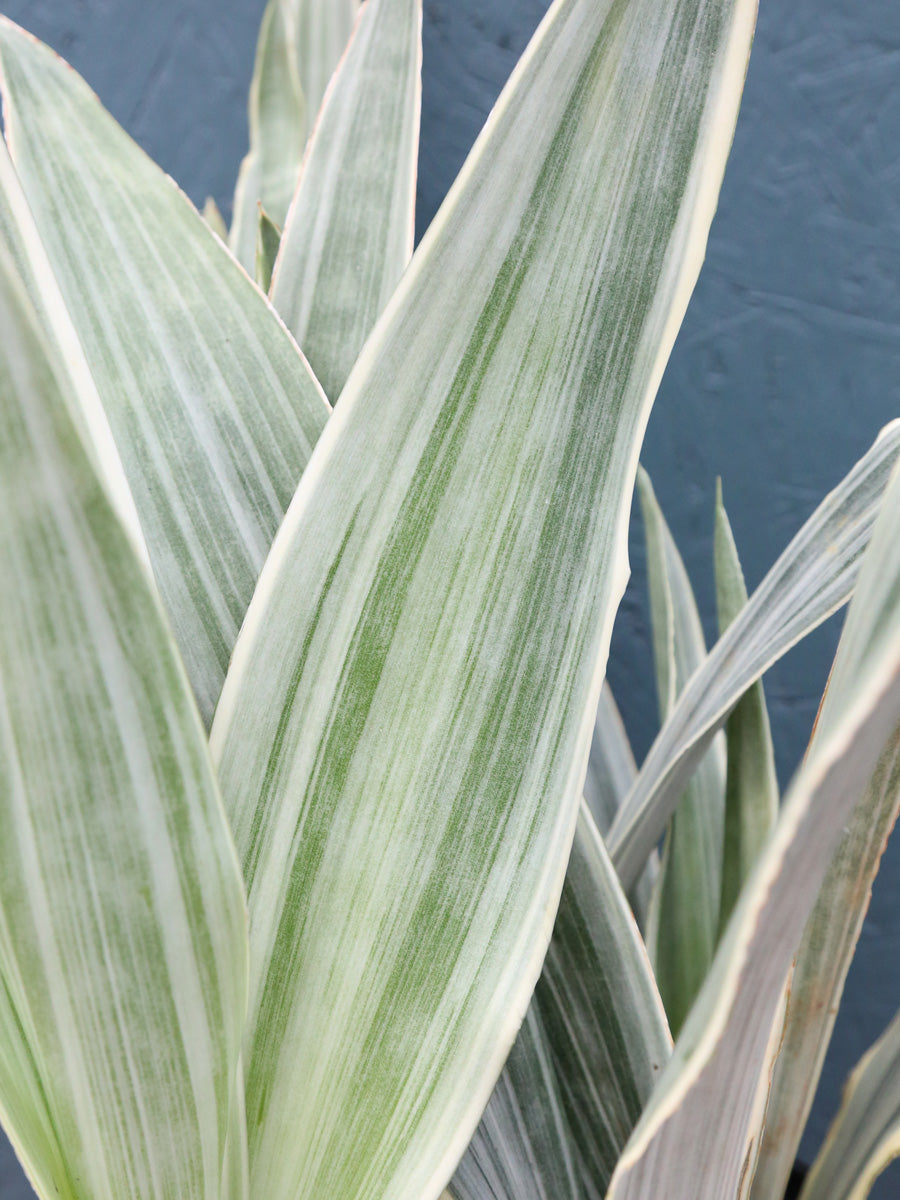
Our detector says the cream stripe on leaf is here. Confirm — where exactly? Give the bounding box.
[0,19,330,727]
[451,803,671,1200]
[210,0,756,1197]
[270,0,422,402]
[638,467,726,1036]
[606,457,900,1200]
[608,420,900,892]
[0,242,249,1200]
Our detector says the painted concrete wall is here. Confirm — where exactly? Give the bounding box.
[0,0,898,1194]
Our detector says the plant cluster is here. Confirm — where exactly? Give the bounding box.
[1,2,900,1199]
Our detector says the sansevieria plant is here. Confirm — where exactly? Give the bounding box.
[1,1,899,1199]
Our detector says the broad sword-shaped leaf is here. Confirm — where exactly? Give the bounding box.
[450,804,671,1200]
[209,0,757,1197]
[714,482,778,934]
[0,242,249,1200]
[606,457,900,1199]
[608,421,900,890]
[638,468,726,1035]
[0,19,330,726]
[270,0,422,401]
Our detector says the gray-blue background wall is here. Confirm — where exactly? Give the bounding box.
[0,0,898,1195]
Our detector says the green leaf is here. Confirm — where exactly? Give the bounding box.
[749,675,900,1200]
[608,421,900,891]
[606,454,900,1200]
[451,803,671,1200]
[229,0,306,270]
[585,685,657,928]
[800,1006,900,1200]
[0,242,249,1200]
[0,18,330,727]
[270,0,422,401]
[209,0,756,1195]
[256,206,282,293]
[638,467,725,1036]
[714,481,778,934]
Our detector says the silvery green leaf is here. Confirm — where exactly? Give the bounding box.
[451,804,671,1200]
[0,242,249,1200]
[230,0,306,270]
[585,685,657,928]
[714,481,778,934]
[230,0,359,271]
[608,421,900,891]
[606,458,900,1200]
[209,0,756,1196]
[270,0,422,401]
[0,18,330,727]
[638,467,726,1035]
[750,694,900,1199]
[800,1006,900,1200]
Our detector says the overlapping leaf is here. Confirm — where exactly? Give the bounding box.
[209,0,756,1197]
[750,661,900,1199]
[451,804,671,1200]
[585,685,657,926]
[0,19,330,726]
[608,421,900,890]
[270,0,422,401]
[230,0,359,270]
[0,242,248,1200]
[639,468,726,1035]
[606,457,900,1200]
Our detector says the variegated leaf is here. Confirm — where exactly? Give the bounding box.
[750,696,900,1199]
[585,684,657,928]
[800,1007,900,1200]
[608,421,900,891]
[271,0,422,402]
[451,804,671,1200]
[0,18,330,726]
[714,481,778,934]
[0,241,249,1200]
[606,457,900,1200]
[209,0,756,1197]
[638,467,725,1035]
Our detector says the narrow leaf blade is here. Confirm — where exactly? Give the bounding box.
[271,0,422,401]
[800,1008,900,1200]
[606,456,900,1200]
[0,19,330,726]
[638,467,726,1035]
[230,0,307,269]
[0,243,249,1200]
[714,481,778,933]
[210,1,756,1197]
[608,421,900,890]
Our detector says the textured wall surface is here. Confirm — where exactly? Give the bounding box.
[0,0,899,1195]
